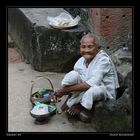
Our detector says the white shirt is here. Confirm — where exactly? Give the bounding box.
[74,49,120,99]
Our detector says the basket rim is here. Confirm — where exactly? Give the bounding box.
[31,89,54,95]
[30,89,54,104]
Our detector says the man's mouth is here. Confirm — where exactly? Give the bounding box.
[83,53,92,56]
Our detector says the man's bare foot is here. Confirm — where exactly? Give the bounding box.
[66,103,84,116]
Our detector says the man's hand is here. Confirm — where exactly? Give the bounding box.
[54,88,65,102]
[53,82,90,102]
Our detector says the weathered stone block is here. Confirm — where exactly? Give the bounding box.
[91,86,132,132]
[8,8,88,72]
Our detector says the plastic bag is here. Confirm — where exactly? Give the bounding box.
[47,12,81,29]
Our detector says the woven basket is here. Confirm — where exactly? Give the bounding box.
[30,76,54,105]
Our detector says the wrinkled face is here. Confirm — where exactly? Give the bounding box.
[80,37,100,63]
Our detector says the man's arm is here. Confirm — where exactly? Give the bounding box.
[62,82,90,93]
[54,82,91,98]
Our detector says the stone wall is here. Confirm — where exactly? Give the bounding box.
[89,8,132,53]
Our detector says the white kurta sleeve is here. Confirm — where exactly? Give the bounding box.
[86,57,111,87]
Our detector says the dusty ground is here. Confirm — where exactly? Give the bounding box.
[8,47,96,133]
[8,48,22,63]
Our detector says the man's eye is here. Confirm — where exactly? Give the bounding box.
[80,45,95,48]
[88,45,94,48]
[81,45,86,48]
[88,45,92,48]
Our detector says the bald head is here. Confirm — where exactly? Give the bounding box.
[80,33,101,48]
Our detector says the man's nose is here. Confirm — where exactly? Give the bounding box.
[84,47,90,52]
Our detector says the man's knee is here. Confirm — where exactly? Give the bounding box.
[61,71,80,86]
[93,92,105,101]
[87,85,105,101]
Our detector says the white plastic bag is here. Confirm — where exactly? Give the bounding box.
[47,12,81,29]
[30,103,49,115]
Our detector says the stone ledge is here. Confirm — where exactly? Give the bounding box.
[8,8,88,72]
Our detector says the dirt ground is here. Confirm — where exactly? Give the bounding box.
[8,48,22,63]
